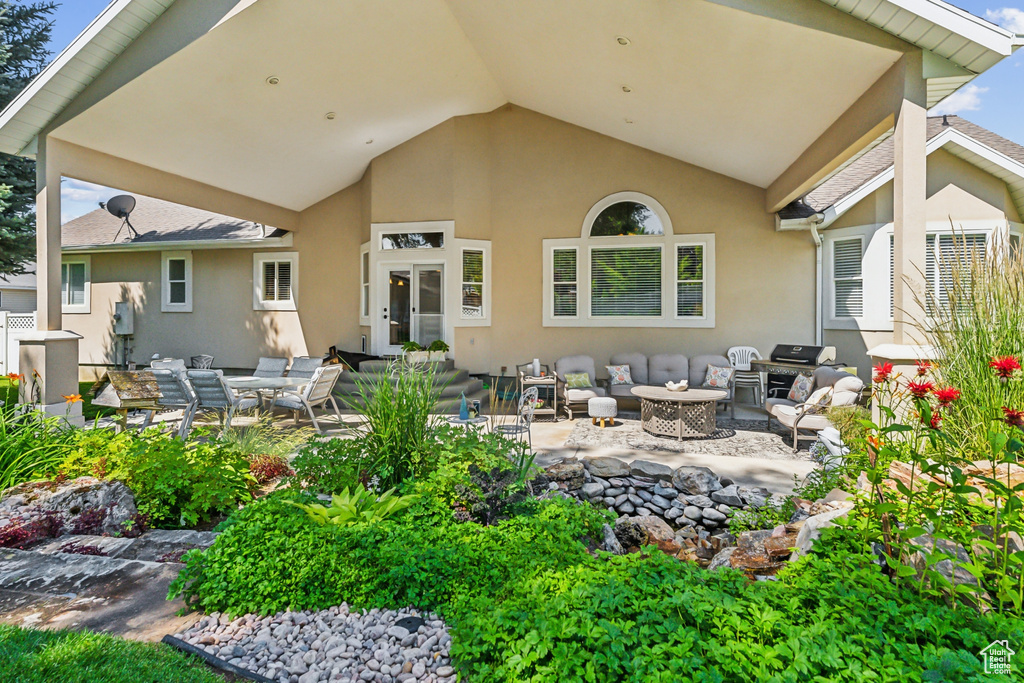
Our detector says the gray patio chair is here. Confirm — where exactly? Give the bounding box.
[269,364,344,432]
[190,354,215,369]
[287,356,324,379]
[139,368,197,438]
[493,386,539,451]
[689,354,736,418]
[554,355,606,419]
[151,358,187,373]
[253,356,288,378]
[182,369,258,436]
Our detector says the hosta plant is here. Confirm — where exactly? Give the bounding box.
[286,485,417,527]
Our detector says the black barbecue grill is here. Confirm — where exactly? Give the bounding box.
[754,344,838,399]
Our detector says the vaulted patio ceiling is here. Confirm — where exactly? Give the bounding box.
[23,0,1018,211]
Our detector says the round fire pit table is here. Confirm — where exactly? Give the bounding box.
[629,385,728,440]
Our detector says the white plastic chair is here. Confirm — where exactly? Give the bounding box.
[270,365,344,432]
[728,346,763,406]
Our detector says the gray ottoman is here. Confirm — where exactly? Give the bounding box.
[588,396,618,428]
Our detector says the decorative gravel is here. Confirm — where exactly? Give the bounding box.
[172,605,456,683]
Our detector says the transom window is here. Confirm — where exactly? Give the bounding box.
[544,192,715,328]
[381,232,444,250]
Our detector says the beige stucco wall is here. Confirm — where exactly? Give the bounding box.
[67,105,825,377]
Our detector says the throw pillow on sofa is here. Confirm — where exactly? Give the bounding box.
[605,364,633,385]
[703,365,734,389]
[787,373,814,402]
[564,372,592,389]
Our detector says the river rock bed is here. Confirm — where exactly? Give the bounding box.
[172,605,455,683]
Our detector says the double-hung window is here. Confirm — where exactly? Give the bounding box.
[162,251,192,312]
[544,193,714,327]
[253,252,298,311]
[61,257,90,314]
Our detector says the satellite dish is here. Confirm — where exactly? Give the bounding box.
[100,194,139,242]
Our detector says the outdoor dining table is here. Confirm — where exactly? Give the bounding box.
[224,376,309,411]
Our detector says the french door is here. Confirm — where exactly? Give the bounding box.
[380,264,444,355]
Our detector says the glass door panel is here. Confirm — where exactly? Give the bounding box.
[413,265,443,347]
[388,269,411,347]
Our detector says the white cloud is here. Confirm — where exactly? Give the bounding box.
[985,8,1024,33]
[60,178,116,204]
[929,84,988,115]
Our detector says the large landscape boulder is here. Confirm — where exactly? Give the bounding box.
[0,477,137,537]
[584,456,630,478]
[671,466,723,496]
[533,461,585,491]
[629,460,674,481]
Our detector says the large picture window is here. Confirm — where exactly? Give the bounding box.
[544,192,714,328]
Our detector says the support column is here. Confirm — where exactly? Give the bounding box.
[19,135,83,426]
[891,51,928,345]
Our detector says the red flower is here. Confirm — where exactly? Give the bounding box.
[915,359,932,377]
[933,386,961,407]
[873,362,894,383]
[1003,407,1024,429]
[925,412,942,430]
[906,380,933,399]
[990,356,1022,380]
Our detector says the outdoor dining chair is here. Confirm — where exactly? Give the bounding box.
[139,368,197,438]
[287,356,324,379]
[253,357,288,378]
[181,369,259,436]
[493,386,539,451]
[269,364,344,433]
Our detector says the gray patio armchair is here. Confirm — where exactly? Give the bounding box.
[493,386,539,450]
[139,368,197,438]
[554,355,606,419]
[768,366,864,451]
[287,356,324,379]
[253,356,288,378]
[269,364,344,432]
[181,369,259,436]
[689,354,736,418]
[151,358,187,373]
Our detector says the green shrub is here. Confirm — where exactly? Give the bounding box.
[0,625,220,683]
[62,430,253,528]
[217,415,313,459]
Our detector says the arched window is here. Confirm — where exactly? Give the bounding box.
[544,192,714,328]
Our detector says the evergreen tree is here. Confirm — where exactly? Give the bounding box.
[0,2,57,279]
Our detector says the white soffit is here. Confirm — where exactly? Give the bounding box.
[0,0,175,156]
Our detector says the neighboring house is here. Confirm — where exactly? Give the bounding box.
[0,0,1020,408]
[0,268,36,314]
[779,115,1024,381]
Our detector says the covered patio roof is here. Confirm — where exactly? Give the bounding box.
[0,0,1019,214]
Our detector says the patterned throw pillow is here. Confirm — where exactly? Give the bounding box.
[703,365,734,389]
[605,364,633,386]
[787,373,814,402]
[804,386,833,408]
[564,372,591,389]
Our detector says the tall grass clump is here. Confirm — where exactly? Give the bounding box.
[0,381,79,491]
[345,361,445,488]
[919,230,1024,454]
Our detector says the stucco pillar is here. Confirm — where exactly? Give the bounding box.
[19,135,83,426]
[891,52,928,345]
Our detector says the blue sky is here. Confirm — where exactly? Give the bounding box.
[44,1,1024,221]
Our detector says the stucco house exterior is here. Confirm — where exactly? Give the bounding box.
[0,0,1020,414]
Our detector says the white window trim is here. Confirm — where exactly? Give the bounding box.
[253,251,298,311]
[359,242,370,326]
[61,255,90,315]
[457,242,490,324]
[823,220,1004,332]
[161,251,193,313]
[548,245,579,320]
[543,233,715,328]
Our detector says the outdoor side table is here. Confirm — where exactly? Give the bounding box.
[447,415,488,431]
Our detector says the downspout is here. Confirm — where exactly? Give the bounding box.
[809,216,825,347]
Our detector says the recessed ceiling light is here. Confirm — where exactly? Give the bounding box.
[325,112,336,120]
[616,36,631,46]
[266,76,280,85]
[365,139,374,145]
[621,85,632,93]
[624,118,634,124]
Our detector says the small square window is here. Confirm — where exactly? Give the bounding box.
[254,252,298,311]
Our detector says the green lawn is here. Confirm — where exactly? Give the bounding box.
[0,626,222,683]
[1,378,109,421]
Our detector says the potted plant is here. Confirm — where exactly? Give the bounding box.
[427,339,450,362]
[401,341,430,364]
